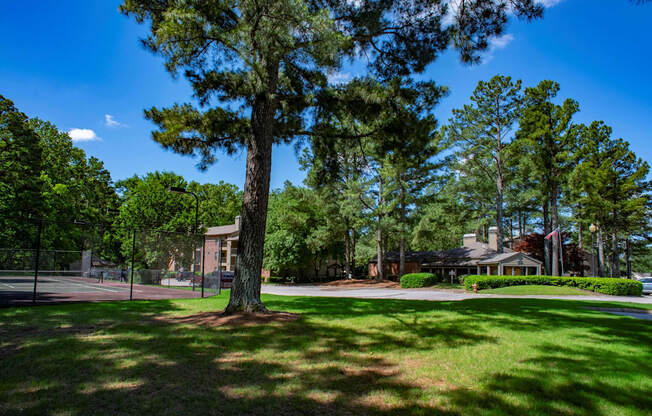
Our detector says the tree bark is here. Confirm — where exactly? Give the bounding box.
[611,230,620,278]
[518,211,522,242]
[376,228,383,281]
[225,94,275,314]
[597,227,606,277]
[376,175,384,281]
[543,199,551,275]
[509,217,514,249]
[344,220,351,279]
[577,216,584,277]
[626,238,631,279]
[351,228,356,278]
[496,147,504,254]
[551,187,560,276]
[399,182,406,277]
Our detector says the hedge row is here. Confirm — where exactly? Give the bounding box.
[400,273,438,288]
[464,275,642,296]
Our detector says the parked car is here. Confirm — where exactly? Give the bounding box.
[639,277,652,295]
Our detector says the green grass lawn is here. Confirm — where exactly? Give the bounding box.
[480,284,595,296]
[1,295,651,415]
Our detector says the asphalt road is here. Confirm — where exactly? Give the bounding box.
[261,284,652,304]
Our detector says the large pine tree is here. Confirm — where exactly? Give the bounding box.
[120,0,544,312]
[447,75,523,253]
[517,81,579,276]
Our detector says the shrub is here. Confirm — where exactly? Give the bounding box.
[464,275,642,296]
[400,273,437,288]
[266,275,297,284]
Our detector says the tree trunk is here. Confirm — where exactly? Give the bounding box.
[376,175,384,281]
[344,221,351,279]
[351,229,356,278]
[611,230,620,278]
[225,95,275,314]
[597,227,606,277]
[376,228,383,281]
[626,238,631,279]
[399,183,406,277]
[495,122,504,254]
[578,217,584,277]
[543,199,551,275]
[551,187,560,276]
[518,211,522,242]
[509,217,514,249]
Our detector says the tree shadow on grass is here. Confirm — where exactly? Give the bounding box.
[1,296,650,415]
[444,343,652,415]
[1,301,461,415]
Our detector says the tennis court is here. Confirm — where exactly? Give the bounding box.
[0,274,204,306]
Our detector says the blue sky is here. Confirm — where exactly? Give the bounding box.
[1,0,650,191]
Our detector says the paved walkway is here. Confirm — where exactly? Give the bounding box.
[261,285,652,304]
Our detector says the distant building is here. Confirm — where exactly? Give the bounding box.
[203,216,241,273]
[369,226,543,279]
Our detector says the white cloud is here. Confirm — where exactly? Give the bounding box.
[68,128,100,142]
[478,33,515,64]
[537,0,564,7]
[104,114,125,127]
[327,71,352,85]
[489,33,515,50]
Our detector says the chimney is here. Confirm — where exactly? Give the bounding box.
[463,233,477,247]
[488,227,498,251]
[235,215,241,230]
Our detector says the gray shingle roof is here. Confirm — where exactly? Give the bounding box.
[369,242,541,267]
[205,224,239,236]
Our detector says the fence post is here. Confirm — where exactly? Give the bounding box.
[32,220,42,303]
[201,235,206,298]
[129,229,136,301]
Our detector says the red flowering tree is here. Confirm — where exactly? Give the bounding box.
[515,233,588,276]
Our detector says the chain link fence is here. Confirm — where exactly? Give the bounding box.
[0,219,227,305]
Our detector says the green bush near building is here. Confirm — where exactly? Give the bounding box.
[464,275,642,296]
[400,273,438,288]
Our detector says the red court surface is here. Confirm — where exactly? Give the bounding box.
[0,275,209,306]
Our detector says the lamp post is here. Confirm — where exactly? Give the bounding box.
[589,223,597,277]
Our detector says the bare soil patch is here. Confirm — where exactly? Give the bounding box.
[321,279,400,288]
[157,311,301,327]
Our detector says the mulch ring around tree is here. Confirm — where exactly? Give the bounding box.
[155,311,301,327]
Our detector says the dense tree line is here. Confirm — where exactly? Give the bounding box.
[2,71,650,282]
[262,76,650,281]
[0,95,242,271]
